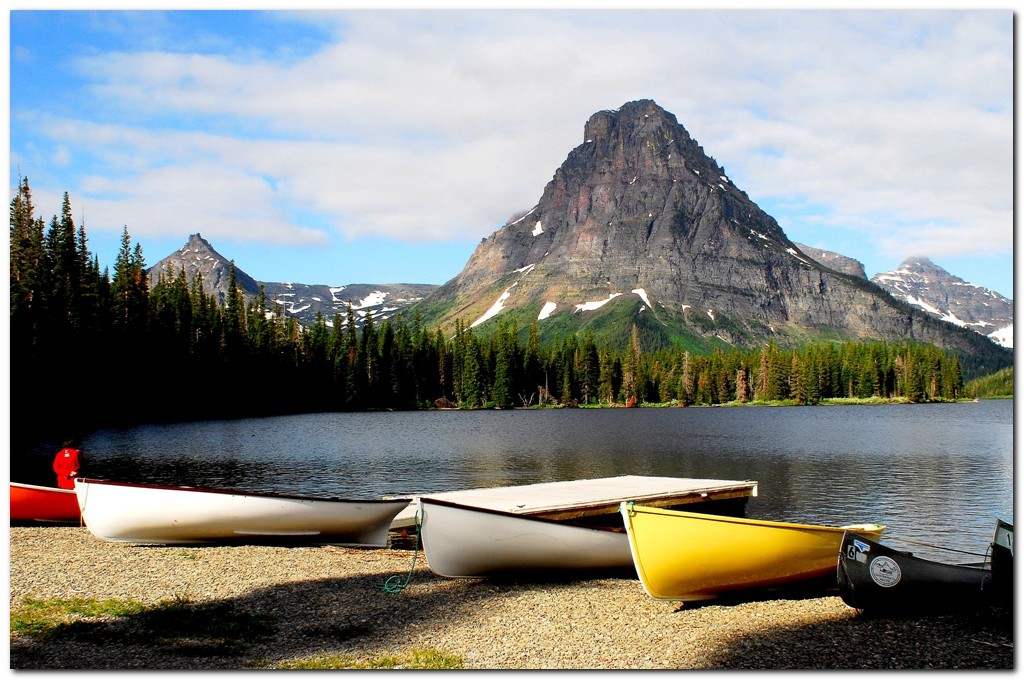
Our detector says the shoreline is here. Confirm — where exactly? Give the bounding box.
[10,527,1013,670]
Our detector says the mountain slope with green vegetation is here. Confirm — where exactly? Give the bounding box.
[965,366,1014,399]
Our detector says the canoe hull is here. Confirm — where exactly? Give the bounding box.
[837,531,992,612]
[420,498,633,578]
[991,519,1013,601]
[75,478,409,546]
[11,482,81,523]
[621,503,884,601]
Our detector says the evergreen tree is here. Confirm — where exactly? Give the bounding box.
[950,356,964,399]
[389,314,417,409]
[755,345,770,400]
[434,327,451,404]
[355,310,377,406]
[342,307,361,408]
[46,194,82,334]
[735,367,749,403]
[790,348,808,404]
[247,286,272,356]
[766,343,790,401]
[622,325,644,405]
[558,335,579,405]
[9,177,48,356]
[491,320,516,408]
[460,331,485,408]
[680,351,694,406]
[522,322,543,404]
[598,347,617,404]
[306,312,333,405]
[376,317,396,407]
[110,227,148,337]
[803,346,821,404]
[223,261,247,359]
[579,329,600,404]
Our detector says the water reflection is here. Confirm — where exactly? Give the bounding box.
[15,400,1012,561]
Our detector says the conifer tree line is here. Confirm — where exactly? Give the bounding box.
[11,181,969,438]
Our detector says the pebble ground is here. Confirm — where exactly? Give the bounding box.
[9,527,1014,670]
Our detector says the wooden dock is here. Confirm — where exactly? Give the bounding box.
[390,475,758,528]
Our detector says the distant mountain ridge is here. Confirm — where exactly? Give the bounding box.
[871,258,1013,349]
[147,233,437,328]
[793,244,868,280]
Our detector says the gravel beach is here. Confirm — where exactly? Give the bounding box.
[9,527,1014,670]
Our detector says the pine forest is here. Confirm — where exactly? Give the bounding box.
[11,181,986,442]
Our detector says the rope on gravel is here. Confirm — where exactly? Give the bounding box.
[379,508,421,594]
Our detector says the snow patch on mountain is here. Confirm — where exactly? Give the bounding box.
[988,325,1013,349]
[353,291,388,309]
[506,206,538,227]
[575,293,622,312]
[785,247,813,267]
[903,294,941,317]
[538,301,557,321]
[472,286,514,328]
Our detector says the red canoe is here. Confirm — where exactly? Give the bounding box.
[10,482,81,523]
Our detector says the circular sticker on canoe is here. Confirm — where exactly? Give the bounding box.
[868,556,902,588]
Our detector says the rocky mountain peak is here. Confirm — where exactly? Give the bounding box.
[185,232,211,250]
[584,100,683,147]
[576,99,725,189]
[179,233,233,266]
[430,98,799,330]
[871,257,1013,348]
[150,232,260,304]
[419,99,1008,369]
[891,257,944,279]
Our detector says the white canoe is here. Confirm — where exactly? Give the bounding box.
[75,478,410,546]
[419,497,633,578]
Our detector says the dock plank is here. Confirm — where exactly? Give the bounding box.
[390,475,758,528]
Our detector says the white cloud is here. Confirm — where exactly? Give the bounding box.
[15,9,1013,269]
[671,12,1012,261]
[75,160,326,245]
[52,145,72,167]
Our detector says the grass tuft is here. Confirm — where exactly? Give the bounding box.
[11,597,150,635]
[11,596,276,656]
[272,648,465,670]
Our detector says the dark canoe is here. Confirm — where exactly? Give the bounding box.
[837,531,993,613]
[991,518,1013,601]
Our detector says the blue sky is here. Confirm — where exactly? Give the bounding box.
[8,8,1014,297]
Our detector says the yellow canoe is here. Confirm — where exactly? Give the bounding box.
[620,502,884,601]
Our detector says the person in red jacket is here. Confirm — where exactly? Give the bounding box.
[53,448,81,489]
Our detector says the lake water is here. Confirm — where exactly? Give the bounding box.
[16,400,1013,562]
